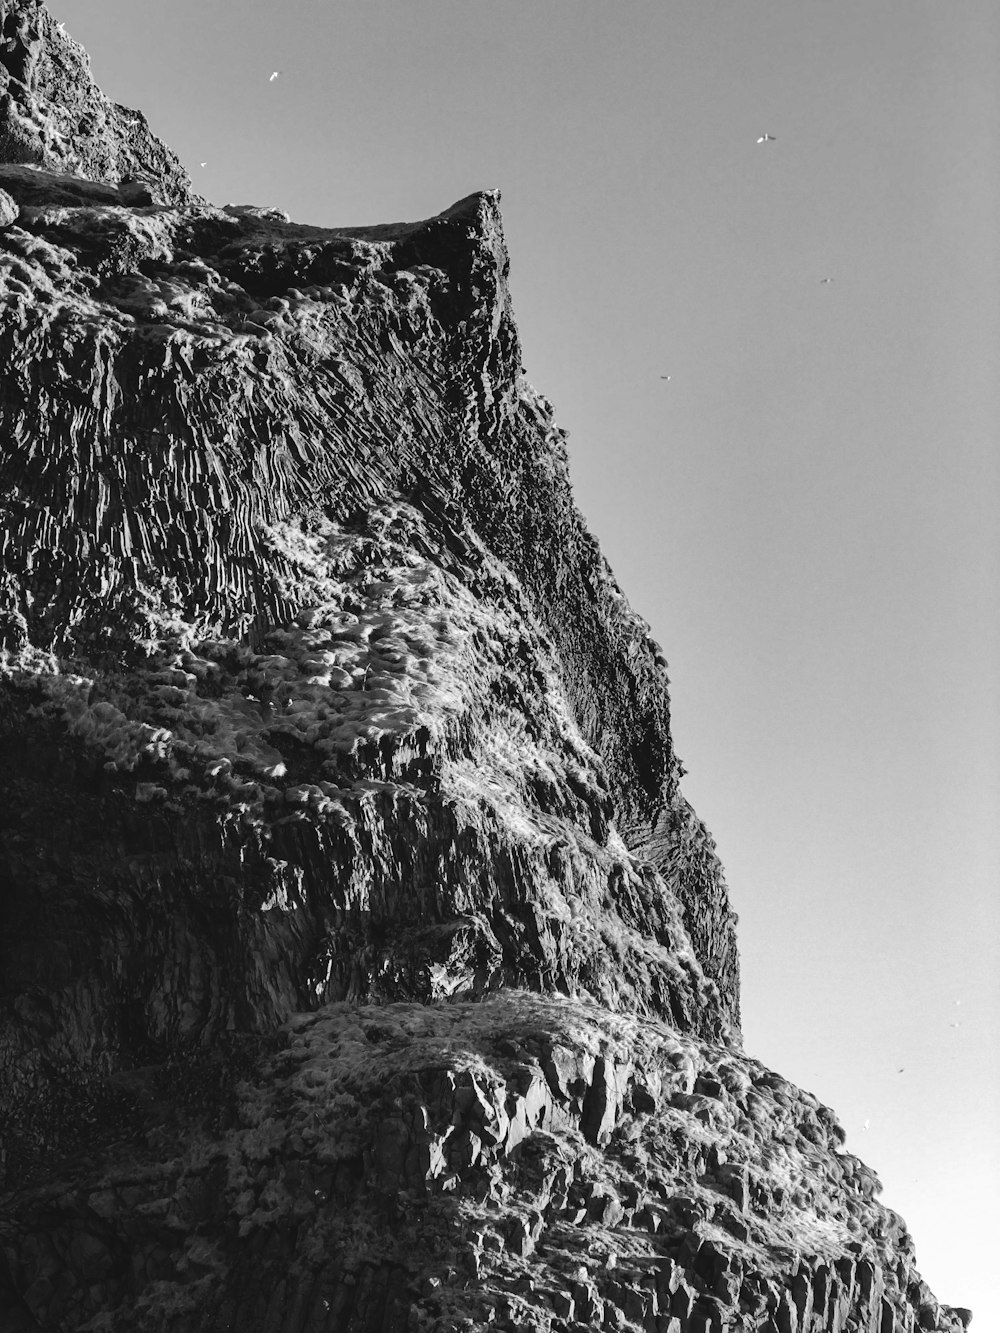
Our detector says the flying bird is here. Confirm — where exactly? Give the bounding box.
[660,375,671,381]
[269,70,281,82]
[199,161,207,168]
[756,134,776,143]
[862,1119,870,1131]
[820,277,834,284]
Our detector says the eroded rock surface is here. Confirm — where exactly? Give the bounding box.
[2,999,970,1332]
[0,0,196,202]
[0,3,969,1330]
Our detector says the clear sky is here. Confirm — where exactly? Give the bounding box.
[52,0,999,1320]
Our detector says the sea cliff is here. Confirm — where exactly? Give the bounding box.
[0,5,969,1330]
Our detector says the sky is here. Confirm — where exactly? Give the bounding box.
[52,0,998,1321]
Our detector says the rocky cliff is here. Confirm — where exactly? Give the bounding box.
[0,5,971,1331]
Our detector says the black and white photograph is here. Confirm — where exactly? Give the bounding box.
[0,2,995,1328]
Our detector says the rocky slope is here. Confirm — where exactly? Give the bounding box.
[0,4,970,1330]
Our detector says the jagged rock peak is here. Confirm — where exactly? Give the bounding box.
[0,0,198,204]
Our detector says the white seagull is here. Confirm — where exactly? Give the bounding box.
[756,134,776,144]
[269,70,281,82]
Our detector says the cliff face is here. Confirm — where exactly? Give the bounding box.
[0,0,196,203]
[0,7,969,1332]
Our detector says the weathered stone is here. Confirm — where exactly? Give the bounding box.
[0,5,971,1332]
[881,1296,900,1333]
[630,1080,659,1114]
[550,1289,575,1320]
[793,1266,815,1328]
[505,1217,535,1258]
[543,1043,592,1104]
[689,1299,723,1332]
[714,1161,751,1212]
[504,1073,554,1152]
[581,1056,621,1146]
[586,1187,625,1228]
[0,1,197,203]
[572,1279,600,1322]
[775,1288,798,1333]
[670,1281,696,1322]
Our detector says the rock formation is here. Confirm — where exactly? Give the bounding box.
[0,4,971,1330]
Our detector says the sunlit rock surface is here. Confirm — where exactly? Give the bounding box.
[0,0,196,203]
[0,5,970,1330]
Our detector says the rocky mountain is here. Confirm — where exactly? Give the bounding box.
[0,4,971,1330]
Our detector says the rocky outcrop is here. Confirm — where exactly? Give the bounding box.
[0,4,969,1329]
[1,998,970,1332]
[0,0,196,203]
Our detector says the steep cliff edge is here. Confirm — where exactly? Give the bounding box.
[0,6,970,1331]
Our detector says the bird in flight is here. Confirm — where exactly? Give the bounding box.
[756,134,776,144]
[660,375,671,381]
[269,70,281,82]
[820,277,834,284]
